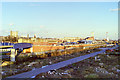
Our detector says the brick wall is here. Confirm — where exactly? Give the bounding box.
[22,44,98,53]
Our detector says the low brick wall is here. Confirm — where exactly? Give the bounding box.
[22,44,101,53]
[33,46,64,52]
[22,46,65,53]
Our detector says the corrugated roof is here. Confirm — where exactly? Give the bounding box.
[13,43,32,49]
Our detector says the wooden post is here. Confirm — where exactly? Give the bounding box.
[10,49,15,62]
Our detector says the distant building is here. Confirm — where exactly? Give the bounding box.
[103,39,109,42]
[9,31,19,42]
[62,37,82,42]
[18,37,59,45]
[77,40,93,44]
[18,38,32,43]
[0,36,5,42]
[10,31,18,38]
[27,34,29,39]
[34,34,36,38]
[94,39,105,44]
[84,37,94,41]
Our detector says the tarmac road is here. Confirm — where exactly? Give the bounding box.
[5,45,118,78]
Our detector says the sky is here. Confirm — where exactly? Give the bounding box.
[1,2,118,40]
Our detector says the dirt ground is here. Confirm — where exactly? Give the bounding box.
[1,47,101,78]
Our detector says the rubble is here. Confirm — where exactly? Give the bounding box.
[27,62,38,67]
[84,74,99,78]
[31,75,36,78]
[41,65,48,68]
[2,46,119,78]
[35,47,119,78]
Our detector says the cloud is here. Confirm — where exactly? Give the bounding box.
[110,8,120,12]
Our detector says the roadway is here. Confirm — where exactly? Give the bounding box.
[5,45,118,78]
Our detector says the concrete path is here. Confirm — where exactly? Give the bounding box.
[6,45,118,78]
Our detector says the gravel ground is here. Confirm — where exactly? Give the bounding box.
[2,46,101,78]
[35,48,120,78]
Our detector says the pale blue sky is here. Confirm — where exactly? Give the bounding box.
[1,2,118,40]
